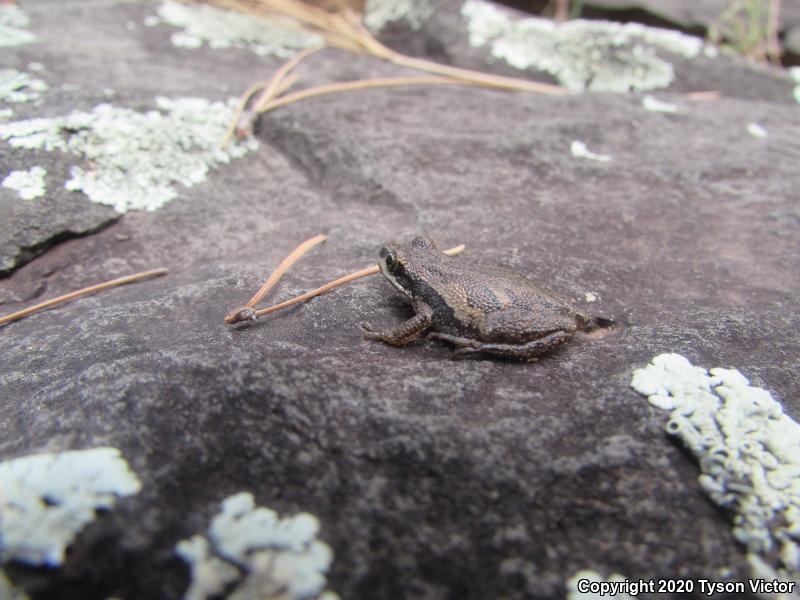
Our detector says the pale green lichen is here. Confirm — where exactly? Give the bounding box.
[790,67,800,104]
[0,447,141,567]
[746,123,768,139]
[2,166,46,200]
[461,0,703,92]
[0,96,258,212]
[570,140,611,162]
[632,353,800,584]
[567,570,635,600]
[0,5,35,48]
[176,492,338,600]
[363,0,434,32]
[0,69,48,104]
[642,94,678,113]
[151,0,323,57]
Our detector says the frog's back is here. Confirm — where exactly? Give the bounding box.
[411,253,584,335]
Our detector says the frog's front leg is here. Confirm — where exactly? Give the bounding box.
[429,330,571,361]
[360,298,434,347]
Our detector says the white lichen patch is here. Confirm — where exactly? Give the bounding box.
[363,0,434,32]
[632,353,800,583]
[570,141,611,162]
[0,447,141,567]
[461,0,703,92]
[0,70,48,104]
[0,96,258,212]
[583,291,598,303]
[2,166,46,200]
[151,0,323,57]
[176,492,338,600]
[0,5,35,48]
[567,570,635,600]
[642,94,678,113]
[746,123,768,139]
[789,68,800,105]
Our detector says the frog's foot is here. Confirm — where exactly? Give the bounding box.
[432,331,571,361]
[360,300,434,347]
[427,332,481,349]
[359,321,394,343]
[359,318,431,348]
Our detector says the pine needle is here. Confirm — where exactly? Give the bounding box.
[230,244,466,323]
[0,268,168,327]
[200,0,569,95]
[224,234,327,323]
[256,76,477,113]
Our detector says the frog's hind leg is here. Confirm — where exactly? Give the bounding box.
[430,331,571,361]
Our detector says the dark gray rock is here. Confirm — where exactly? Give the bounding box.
[1,1,800,599]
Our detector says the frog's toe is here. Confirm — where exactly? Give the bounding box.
[428,332,479,349]
[452,346,481,359]
[359,321,378,336]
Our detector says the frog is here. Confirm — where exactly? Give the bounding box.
[360,236,607,360]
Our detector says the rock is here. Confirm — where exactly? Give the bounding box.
[496,0,800,56]
[1,1,799,599]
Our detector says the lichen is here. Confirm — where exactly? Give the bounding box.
[641,94,678,113]
[2,166,46,200]
[150,0,323,57]
[0,69,48,104]
[631,353,800,583]
[746,123,768,139]
[461,0,703,92]
[570,140,611,162]
[0,447,141,567]
[0,5,35,48]
[0,96,258,212]
[176,492,338,600]
[790,67,800,104]
[363,0,434,32]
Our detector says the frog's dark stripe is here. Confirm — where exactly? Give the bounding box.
[406,271,460,330]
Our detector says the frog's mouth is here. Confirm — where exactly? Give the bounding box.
[378,258,410,296]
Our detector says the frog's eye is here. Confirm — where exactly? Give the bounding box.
[380,247,398,272]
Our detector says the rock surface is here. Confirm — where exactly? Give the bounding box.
[1,1,799,599]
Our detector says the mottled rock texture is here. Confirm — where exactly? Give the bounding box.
[1,1,799,599]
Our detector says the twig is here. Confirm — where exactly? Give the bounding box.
[685,90,721,101]
[555,0,569,22]
[257,76,479,113]
[221,72,301,146]
[766,0,781,65]
[250,244,466,320]
[203,0,570,96]
[0,268,168,326]
[251,46,321,112]
[224,234,327,323]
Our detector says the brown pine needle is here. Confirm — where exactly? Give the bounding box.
[257,76,478,113]
[202,0,570,96]
[390,53,568,95]
[0,268,168,327]
[224,233,327,324]
[251,45,321,113]
[221,72,301,147]
[251,244,465,320]
[685,90,721,102]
